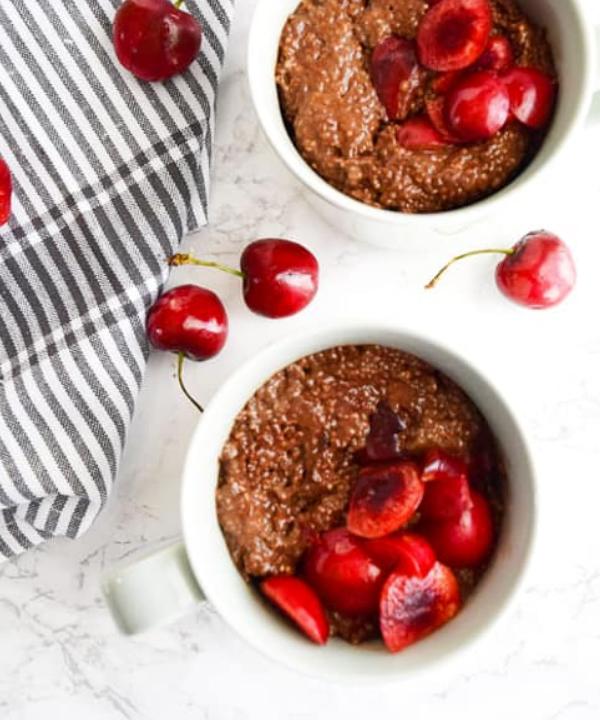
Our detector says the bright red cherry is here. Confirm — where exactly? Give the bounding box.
[419,490,494,568]
[0,158,12,225]
[260,575,329,645]
[113,0,202,82]
[363,532,436,577]
[417,0,492,72]
[502,67,556,129]
[495,231,576,309]
[371,37,421,120]
[146,284,228,360]
[303,529,383,617]
[240,239,319,318]
[426,230,576,309]
[475,34,514,72]
[445,70,510,142]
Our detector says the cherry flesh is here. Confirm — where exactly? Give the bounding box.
[445,70,510,142]
[371,37,421,120]
[354,401,407,466]
[0,158,11,225]
[113,0,202,82]
[396,116,450,150]
[475,34,514,72]
[363,532,436,577]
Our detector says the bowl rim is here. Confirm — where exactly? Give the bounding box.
[246,0,595,229]
[180,322,539,683]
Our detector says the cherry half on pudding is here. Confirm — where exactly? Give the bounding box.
[217,345,504,652]
[276,0,557,213]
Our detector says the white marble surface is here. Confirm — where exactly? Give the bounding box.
[2,2,600,718]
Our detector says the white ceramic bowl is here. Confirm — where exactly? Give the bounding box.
[247,0,598,247]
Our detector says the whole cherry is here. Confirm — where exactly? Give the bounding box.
[426,231,576,309]
[170,239,319,318]
[146,284,228,410]
[445,70,510,142]
[114,0,202,82]
[0,158,12,225]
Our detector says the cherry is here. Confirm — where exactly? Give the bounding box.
[146,284,228,410]
[363,532,436,577]
[420,476,473,520]
[475,35,514,72]
[396,116,450,151]
[425,96,462,143]
[113,0,202,82]
[354,402,406,465]
[419,490,494,568]
[426,230,576,309]
[370,37,421,120]
[260,575,329,645]
[380,562,461,653]
[421,448,467,483]
[347,462,424,539]
[303,529,383,617]
[502,67,556,129]
[171,239,319,319]
[445,70,510,142]
[417,0,492,72]
[0,158,12,225]
[240,239,319,318]
[431,70,462,95]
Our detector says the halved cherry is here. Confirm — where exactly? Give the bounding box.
[502,67,556,129]
[354,402,406,466]
[303,529,383,617]
[417,0,492,72]
[260,575,329,645]
[446,70,510,142]
[475,34,514,72]
[431,70,462,95]
[419,490,494,567]
[396,116,449,151]
[347,462,424,539]
[421,448,468,483]
[426,96,462,143]
[371,36,420,120]
[363,532,436,576]
[420,476,473,520]
[380,562,461,653]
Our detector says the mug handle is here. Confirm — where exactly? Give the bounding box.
[102,542,205,634]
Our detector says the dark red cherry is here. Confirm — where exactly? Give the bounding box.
[371,37,421,120]
[417,0,492,72]
[396,116,450,150]
[445,70,510,142]
[240,239,319,318]
[354,402,407,465]
[0,158,11,225]
[495,231,576,309]
[113,0,202,82]
[475,34,514,72]
[502,67,556,129]
[146,284,228,360]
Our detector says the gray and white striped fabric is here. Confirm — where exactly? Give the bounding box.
[0,0,233,559]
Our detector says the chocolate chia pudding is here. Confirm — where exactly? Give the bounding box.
[275,0,556,213]
[216,345,504,644]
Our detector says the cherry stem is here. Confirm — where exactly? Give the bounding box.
[169,253,244,279]
[174,0,185,8]
[425,248,514,289]
[177,352,204,414]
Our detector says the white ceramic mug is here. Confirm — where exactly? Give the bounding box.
[103,323,536,683]
[247,0,600,247]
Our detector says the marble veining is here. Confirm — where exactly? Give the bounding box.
[1,0,600,717]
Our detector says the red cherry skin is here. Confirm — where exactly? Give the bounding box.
[363,532,436,577]
[421,448,468,483]
[347,462,424,539]
[303,529,383,617]
[417,0,492,72]
[420,476,473,520]
[260,575,329,645]
[0,158,12,225]
[371,37,421,120]
[446,70,510,142]
[240,239,319,318]
[380,562,461,653]
[431,70,462,95]
[426,96,462,143]
[396,116,450,150]
[146,284,228,360]
[502,67,556,129]
[495,231,576,309]
[113,0,202,82]
[475,35,514,72]
[419,490,494,568]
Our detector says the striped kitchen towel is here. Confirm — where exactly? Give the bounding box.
[0,0,233,559]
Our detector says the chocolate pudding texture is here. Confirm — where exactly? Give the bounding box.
[216,345,504,641]
[275,0,556,213]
